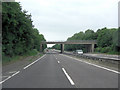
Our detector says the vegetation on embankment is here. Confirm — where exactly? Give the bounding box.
[52,28,120,55]
[2,2,47,64]
[2,49,43,65]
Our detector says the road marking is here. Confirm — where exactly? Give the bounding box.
[9,71,17,74]
[57,61,60,63]
[62,68,75,85]
[0,76,11,84]
[11,71,20,77]
[23,54,46,70]
[61,54,120,74]
[0,71,20,84]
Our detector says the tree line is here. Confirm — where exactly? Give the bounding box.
[52,27,120,54]
[2,2,47,60]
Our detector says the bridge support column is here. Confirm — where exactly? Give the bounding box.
[61,44,64,53]
[91,44,95,53]
[40,44,42,52]
[87,45,91,53]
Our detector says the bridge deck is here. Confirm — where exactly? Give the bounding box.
[41,40,97,44]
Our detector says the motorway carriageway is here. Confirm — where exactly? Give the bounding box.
[1,50,119,88]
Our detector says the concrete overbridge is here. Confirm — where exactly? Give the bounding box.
[41,40,97,53]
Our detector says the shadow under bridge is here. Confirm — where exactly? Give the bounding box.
[40,40,97,53]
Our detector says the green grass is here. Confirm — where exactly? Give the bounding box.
[24,49,39,56]
[39,54,43,57]
[107,51,120,55]
[94,51,120,55]
[2,55,23,65]
[29,59,33,62]
[2,49,40,65]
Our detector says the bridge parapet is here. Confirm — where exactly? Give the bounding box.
[66,40,97,44]
[40,40,97,53]
[41,40,97,44]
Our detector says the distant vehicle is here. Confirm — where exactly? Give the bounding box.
[73,50,83,55]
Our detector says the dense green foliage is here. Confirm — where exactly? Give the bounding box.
[52,44,61,50]
[52,28,119,54]
[2,2,47,60]
[3,49,39,65]
[96,28,119,54]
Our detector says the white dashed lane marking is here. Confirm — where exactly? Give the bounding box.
[57,61,60,63]
[0,71,20,84]
[62,68,75,85]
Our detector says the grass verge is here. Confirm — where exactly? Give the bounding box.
[2,49,43,66]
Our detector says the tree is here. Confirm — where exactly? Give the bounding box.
[97,28,117,48]
[54,27,118,54]
[2,2,47,58]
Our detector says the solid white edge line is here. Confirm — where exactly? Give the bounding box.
[11,71,20,77]
[23,54,46,70]
[62,68,75,85]
[61,54,120,74]
[0,71,20,84]
[0,76,11,84]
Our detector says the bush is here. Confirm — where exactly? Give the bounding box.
[95,47,101,52]
[103,47,111,53]
[95,47,108,53]
[2,49,39,65]
[25,49,39,56]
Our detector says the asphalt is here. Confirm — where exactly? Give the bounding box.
[56,54,118,88]
[2,50,118,88]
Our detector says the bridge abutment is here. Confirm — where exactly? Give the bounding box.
[40,44,42,52]
[89,44,95,53]
[91,44,95,53]
[60,44,64,53]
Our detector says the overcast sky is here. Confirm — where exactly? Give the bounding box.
[16,0,119,47]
